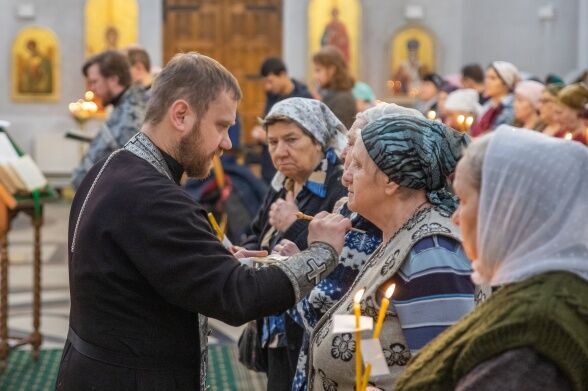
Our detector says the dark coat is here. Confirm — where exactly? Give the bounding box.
[56,151,298,391]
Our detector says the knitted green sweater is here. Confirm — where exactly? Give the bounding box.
[395,272,588,391]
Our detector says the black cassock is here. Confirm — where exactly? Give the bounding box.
[56,140,337,390]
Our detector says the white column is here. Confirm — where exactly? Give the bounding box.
[578,0,588,71]
[283,0,309,80]
[139,0,163,69]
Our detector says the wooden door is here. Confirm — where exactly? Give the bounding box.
[164,0,282,144]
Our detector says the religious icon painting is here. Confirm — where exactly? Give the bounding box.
[11,26,60,102]
[308,0,361,76]
[85,0,138,57]
[389,25,436,96]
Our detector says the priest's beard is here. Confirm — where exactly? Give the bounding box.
[176,121,220,179]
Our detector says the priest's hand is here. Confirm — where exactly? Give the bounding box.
[273,239,300,256]
[269,191,298,232]
[307,211,351,255]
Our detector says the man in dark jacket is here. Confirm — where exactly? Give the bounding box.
[251,57,313,183]
[72,50,148,189]
[56,52,350,391]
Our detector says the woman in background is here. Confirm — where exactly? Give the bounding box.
[312,46,357,128]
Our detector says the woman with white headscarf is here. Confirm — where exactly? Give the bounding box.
[396,126,588,391]
[470,61,520,136]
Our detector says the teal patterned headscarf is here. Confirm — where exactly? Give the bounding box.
[360,115,469,212]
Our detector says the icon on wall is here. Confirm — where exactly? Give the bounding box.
[12,26,60,102]
[390,26,436,96]
[85,0,138,57]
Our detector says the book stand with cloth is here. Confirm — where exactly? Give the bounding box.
[0,125,58,371]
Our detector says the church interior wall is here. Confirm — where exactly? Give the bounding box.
[0,0,162,176]
[0,0,583,177]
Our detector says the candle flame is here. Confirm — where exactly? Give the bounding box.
[457,114,465,124]
[385,284,396,299]
[465,116,474,127]
[354,288,365,304]
[564,132,573,140]
[426,110,436,120]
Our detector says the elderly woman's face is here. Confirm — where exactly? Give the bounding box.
[484,68,508,99]
[451,160,480,262]
[267,121,323,183]
[346,137,386,219]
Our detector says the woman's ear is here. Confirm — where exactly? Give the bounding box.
[383,176,400,196]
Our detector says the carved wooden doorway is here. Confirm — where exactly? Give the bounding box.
[164,0,283,144]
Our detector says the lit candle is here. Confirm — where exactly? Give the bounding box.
[465,116,474,130]
[354,288,365,391]
[361,284,396,390]
[564,132,573,141]
[426,110,437,120]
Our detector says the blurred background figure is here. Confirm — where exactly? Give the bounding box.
[312,45,357,128]
[443,88,482,132]
[416,72,444,116]
[513,80,545,130]
[471,61,520,136]
[352,80,376,113]
[553,83,588,144]
[461,63,488,104]
[126,46,153,91]
[537,83,565,136]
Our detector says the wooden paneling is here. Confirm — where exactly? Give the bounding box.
[164,0,282,144]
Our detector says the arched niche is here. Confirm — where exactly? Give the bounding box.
[308,0,361,77]
[389,25,436,96]
[12,26,60,102]
[85,0,138,57]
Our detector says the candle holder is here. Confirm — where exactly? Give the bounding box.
[360,283,396,390]
[68,91,98,130]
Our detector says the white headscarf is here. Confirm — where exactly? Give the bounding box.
[445,88,482,116]
[475,125,588,286]
[491,61,520,90]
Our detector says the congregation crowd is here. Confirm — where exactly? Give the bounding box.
[59,44,587,391]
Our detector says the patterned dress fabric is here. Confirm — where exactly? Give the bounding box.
[289,203,382,391]
[307,207,474,390]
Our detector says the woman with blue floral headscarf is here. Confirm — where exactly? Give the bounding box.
[240,97,348,391]
[306,115,477,390]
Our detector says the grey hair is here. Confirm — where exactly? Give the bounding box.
[460,133,493,191]
[357,103,424,124]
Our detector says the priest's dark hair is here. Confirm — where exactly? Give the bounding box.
[144,52,242,126]
[82,50,131,88]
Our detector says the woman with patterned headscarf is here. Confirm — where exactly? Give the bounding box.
[396,126,588,391]
[306,115,477,390]
[240,97,348,391]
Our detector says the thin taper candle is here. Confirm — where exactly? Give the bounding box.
[354,288,365,391]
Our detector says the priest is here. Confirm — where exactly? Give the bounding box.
[56,52,350,391]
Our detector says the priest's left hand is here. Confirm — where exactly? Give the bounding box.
[269,191,298,232]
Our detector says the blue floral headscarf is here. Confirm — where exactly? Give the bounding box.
[361,115,469,213]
